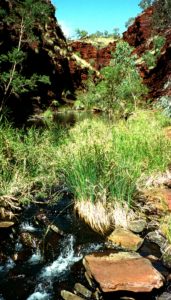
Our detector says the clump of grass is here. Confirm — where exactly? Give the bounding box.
[0,119,67,203]
[56,110,171,232]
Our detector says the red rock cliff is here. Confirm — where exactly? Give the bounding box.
[0,0,75,123]
[123,7,171,99]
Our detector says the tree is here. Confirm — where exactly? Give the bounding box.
[113,27,120,38]
[153,0,171,29]
[139,0,153,10]
[139,0,171,29]
[75,28,88,39]
[0,0,52,110]
[78,41,148,114]
[125,17,135,28]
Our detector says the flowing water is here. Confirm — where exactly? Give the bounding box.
[0,111,170,300]
[0,196,106,299]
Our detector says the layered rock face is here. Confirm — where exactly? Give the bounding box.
[0,0,75,123]
[123,7,171,100]
[70,41,116,71]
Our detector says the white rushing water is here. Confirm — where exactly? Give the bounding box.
[27,284,50,300]
[27,235,104,300]
[27,291,49,300]
[41,234,82,279]
[20,222,37,232]
[28,250,43,264]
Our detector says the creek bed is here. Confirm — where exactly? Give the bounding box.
[0,196,170,300]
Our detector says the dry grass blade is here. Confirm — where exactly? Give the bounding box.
[74,200,112,234]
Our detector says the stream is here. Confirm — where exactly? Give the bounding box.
[0,194,170,300]
[0,196,105,300]
[0,111,171,300]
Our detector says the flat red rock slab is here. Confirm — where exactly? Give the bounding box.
[83,252,164,293]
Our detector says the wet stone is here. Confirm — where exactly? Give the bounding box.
[0,221,15,228]
[61,290,85,300]
[50,224,63,235]
[20,232,40,249]
[74,283,92,298]
[35,212,50,226]
[158,292,171,300]
[85,271,93,287]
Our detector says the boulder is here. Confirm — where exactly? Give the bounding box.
[128,219,146,233]
[0,221,15,228]
[158,292,171,300]
[107,228,143,251]
[147,231,167,250]
[20,232,40,249]
[61,290,85,300]
[83,252,164,293]
[162,245,171,268]
[74,283,92,298]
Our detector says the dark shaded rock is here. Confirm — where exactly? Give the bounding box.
[35,212,50,226]
[83,252,164,293]
[147,231,167,250]
[0,0,75,124]
[20,232,40,249]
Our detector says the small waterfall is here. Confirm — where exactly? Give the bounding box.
[28,249,43,264]
[20,221,37,232]
[41,234,82,279]
[0,258,15,273]
[27,235,82,300]
[27,284,50,300]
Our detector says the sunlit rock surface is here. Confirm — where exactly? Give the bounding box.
[83,251,164,293]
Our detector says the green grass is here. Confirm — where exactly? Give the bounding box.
[57,110,171,205]
[0,109,171,209]
[0,120,67,203]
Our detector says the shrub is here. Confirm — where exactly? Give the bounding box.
[77,41,148,115]
[142,35,165,69]
[158,96,171,117]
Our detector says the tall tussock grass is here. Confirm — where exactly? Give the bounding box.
[57,110,171,233]
[0,120,66,202]
[1,109,171,233]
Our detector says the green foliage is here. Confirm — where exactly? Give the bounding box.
[157,96,171,117]
[1,109,171,208]
[142,35,166,69]
[125,17,135,28]
[75,28,88,39]
[142,51,156,68]
[2,0,53,42]
[139,0,171,30]
[78,41,148,114]
[113,27,120,38]
[153,0,171,29]
[0,118,67,201]
[0,0,52,109]
[139,0,153,10]
[57,110,171,205]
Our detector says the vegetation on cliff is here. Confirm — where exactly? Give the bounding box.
[76,40,148,115]
[0,0,53,111]
[139,0,171,29]
[0,0,171,238]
